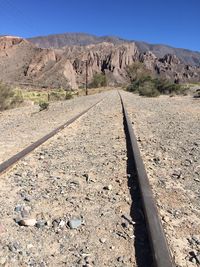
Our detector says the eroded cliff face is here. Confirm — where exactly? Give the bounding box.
[66,42,139,86]
[0,36,199,89]
[139,52,200,83]
[0,36,26,50]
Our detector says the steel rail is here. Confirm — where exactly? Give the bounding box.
[119,92,174,267]
[0,98,104,175]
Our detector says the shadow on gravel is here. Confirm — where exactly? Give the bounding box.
[123,115,153,267]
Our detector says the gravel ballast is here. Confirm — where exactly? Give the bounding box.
[0,90,199,267]
[0,93,105,162]
[122,91,200,267]
[0,92,149,267]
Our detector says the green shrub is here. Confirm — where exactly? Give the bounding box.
[46,88,73,101]
[89,73,107,88]
[11,89,24,107]
[126,62,188,97]
[153,78,183,94]
[127,75,153,93]
[65,91,73,100]
[126,62,152,83]
[39,101,49,111]
[0,82,14,110]
[126,72,187,97]
[138,80,160,97]
[49,91,65,101]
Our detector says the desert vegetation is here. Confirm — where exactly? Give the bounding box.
[0,82,74,111]
[89,73,107,88]
[22,88,73,103]
[0,82,24,111]
[126,63,187,97]
[39,101,49,111]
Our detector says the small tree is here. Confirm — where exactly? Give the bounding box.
[126,62,151,83]
[139,80,160,97]
[126,62,186,97]
[90,73,107,88]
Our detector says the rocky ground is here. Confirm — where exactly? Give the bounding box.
[0,93,105,163]
[0,91,152,267]
[121,91,200,267]
[0,90,199,267]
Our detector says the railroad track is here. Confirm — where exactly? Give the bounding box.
[119,92,174,267]
[0,92,174,267]
[0,98,104,175]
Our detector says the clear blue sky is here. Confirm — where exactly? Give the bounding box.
[0,0,199,51]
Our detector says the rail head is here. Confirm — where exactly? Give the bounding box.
[119,91,175,267]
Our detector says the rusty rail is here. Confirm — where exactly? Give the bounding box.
[119,92,174,267]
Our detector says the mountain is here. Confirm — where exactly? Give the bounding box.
[0,35,200,90]
[29,33,200,67]
[28,33,126,48]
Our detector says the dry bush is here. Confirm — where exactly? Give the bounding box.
[0,82,14,110]
[39,101,49,111]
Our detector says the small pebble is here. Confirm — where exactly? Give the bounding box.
[162,216,170,223]
[59,220,66,228]
[103,185,112,190]
[35,220,46,229]
[99,238,106,243]
[68,218,82,229]
[122,221,129,228]
[21,208,30,218]
[15,205,22,212]
[18,219,37,227]
[117,256,124,263]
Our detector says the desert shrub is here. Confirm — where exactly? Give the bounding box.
[0,82,15,110]
[49,90,65,101]
[89,73,107,88]
[193,89,200,98]
[138,80,160,97]
[153,78,184,94]
[22,91,47,104]
[65,91,73,100]
[126,62,152,83]
[126,62,188,97]
[39,101,49,111]
[49,88,73,100]
[11,89,24,107]
[127,75,153,93]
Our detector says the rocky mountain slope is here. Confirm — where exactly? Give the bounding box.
[29,33,200,67]
[0,35,200,89]
[28,33,125,48]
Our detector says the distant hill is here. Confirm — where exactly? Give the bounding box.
[29,33,200,66]
[28,33,125,48]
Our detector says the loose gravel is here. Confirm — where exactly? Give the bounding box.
[1,90,199,267]
[0,92,151,267]
[0,93,105,163]
[121,91,200,267]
